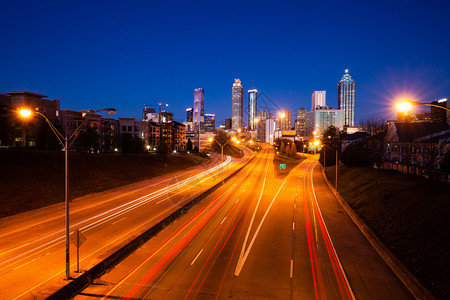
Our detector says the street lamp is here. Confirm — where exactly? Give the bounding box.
[313,140,319,154]
[208,136,230,184]
[396,99,450,113]
[18,106,116,279]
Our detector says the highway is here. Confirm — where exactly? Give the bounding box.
[76,145,413,299]
[0,151,252,299]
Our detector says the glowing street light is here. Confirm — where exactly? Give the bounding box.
[396,100,413,114]
[19,108,32,118]
[395,99,450,112]
[18,106,116,279]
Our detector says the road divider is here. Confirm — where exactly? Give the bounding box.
[46,152,257,300]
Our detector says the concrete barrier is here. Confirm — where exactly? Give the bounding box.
[47,153,256,300]
[320,167,435,300]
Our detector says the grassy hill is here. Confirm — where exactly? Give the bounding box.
[0,149,209,218]
[325,165,449,298]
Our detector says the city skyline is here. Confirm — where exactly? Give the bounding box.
[1,1,449,126]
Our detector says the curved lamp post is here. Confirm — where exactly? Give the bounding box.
[396,99,450,113]
[18,107,116,279]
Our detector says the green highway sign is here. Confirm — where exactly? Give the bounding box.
[280,164,286,169]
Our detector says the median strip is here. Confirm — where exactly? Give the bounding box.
[46,153,256,300]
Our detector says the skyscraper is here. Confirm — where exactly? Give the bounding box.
[338,69,356,126]
[186,108,193,122]
[205,114,215,132]
[248,89,257,130]
[295,107,307,138]
[194,88,205,131]
[278,109,292,130]
[312,91,326,111]
[232,79,243,130]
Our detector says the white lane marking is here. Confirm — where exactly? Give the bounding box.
[236,159,270,274]
[190,249,203,266]
[235,178,287,276]
[310,164,356,300]
[243,189,246,192]
[290,259,294,278]
[112,217,127,225]
[220,216,227,225]
[293,222,295,230]
[235,199,239,204]
[156,199,166,205]
[294,203,296,209]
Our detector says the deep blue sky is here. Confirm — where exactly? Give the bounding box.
[1,0,449,125]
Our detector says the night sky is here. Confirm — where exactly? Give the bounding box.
[1,0,449,126]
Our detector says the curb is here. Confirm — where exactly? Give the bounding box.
[47,154,256,300]
[320,166,435,300]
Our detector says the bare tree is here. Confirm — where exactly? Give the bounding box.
[421,143,442,182]
[359,117,386,136]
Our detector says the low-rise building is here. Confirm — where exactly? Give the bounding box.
[0,91,60,148]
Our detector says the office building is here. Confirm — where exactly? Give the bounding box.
[160,111,174,123]
[306,108,344,137]
[431,98,449,123]
[143,107,156,121]
[338,69,356,126]
[232,79,243,130]
[295,107,307,138]
[278,109,292,130]
[205,114,215,132]
[312,91,326,111]
[194,88,204,132]
[248,89,257,130]
[186,108,193,122]
[225,118,232,130]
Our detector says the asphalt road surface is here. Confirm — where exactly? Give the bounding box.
[0,151,253,300]
[75,146,413,300]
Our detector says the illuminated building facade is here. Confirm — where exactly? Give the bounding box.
[194,88,204,132]
[205,113,215,132]
[338,69,356,126]
[295,107,307,138]
[232,79,243,130]
[248,89,257,130]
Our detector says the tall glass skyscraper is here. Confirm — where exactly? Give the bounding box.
[194,88,204,131]
[248,89,257,130]
[338,69,355,127]
[232,79,243,130]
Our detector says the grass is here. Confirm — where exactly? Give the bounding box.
[0,149,209,218]
[325,165,449,299]
[207,144,244,158]
[273,153,306,179]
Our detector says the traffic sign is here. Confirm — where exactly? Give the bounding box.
[280,164,286,169]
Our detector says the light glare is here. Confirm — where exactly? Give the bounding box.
[19,108,32,118]
[396,100,413,113]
